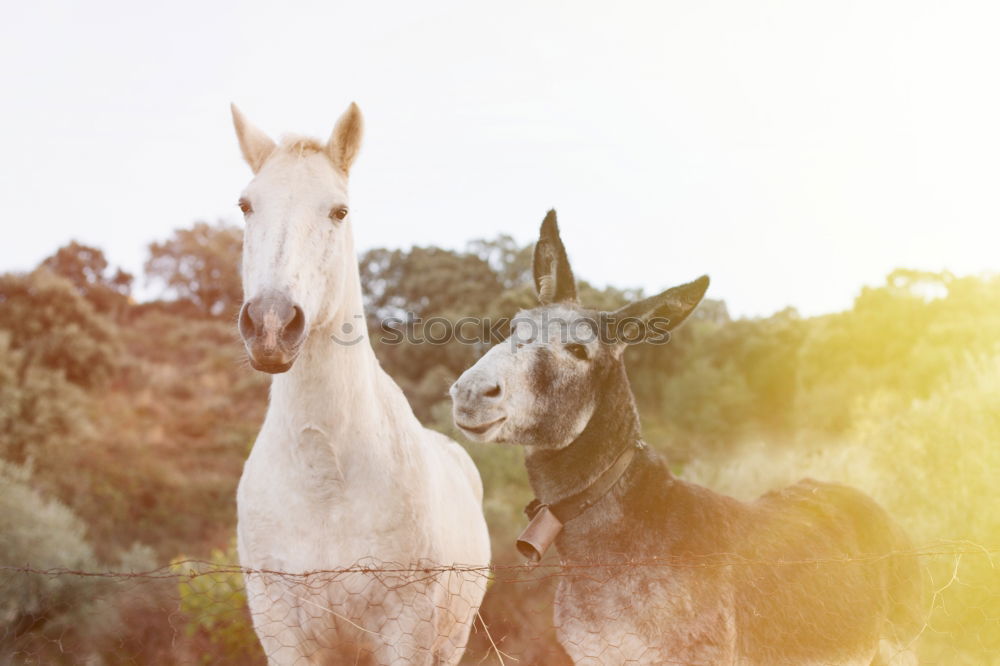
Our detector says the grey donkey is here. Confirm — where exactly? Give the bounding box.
[450,211,922,665]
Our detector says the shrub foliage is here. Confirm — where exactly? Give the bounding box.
[1,222,997,662]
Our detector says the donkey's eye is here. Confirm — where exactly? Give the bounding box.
[330,206,349,222]
[238,198,253,215]
[566,343,589,360]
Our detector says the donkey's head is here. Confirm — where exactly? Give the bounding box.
[231,104,364,373]
[451,210,708,448]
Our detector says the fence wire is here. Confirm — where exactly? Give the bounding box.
[1,543,998,665]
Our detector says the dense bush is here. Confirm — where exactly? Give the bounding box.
[0,461,161,664]
[0,461,98,632]
[172,544,261,665]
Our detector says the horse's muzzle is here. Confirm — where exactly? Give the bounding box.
[238,291,306,374]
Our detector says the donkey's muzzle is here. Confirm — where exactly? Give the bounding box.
[238,291,306,373]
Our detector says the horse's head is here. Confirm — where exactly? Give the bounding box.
[231,104,363,373]
[451,210,708,448]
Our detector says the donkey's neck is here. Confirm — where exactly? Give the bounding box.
[524,363,643,506]
[523,363,689,563]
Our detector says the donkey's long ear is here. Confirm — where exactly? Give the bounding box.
[533,210,577,304]
[231,104,277,174]
[327,102,364,175]
[613,275,709,339]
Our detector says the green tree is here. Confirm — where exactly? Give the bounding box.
[360,245,502,324]
[467,234,533,289]
[40,241,133,316]
[145,221,243,317]
[0,269,120,390]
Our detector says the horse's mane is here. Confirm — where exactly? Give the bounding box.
[278,135,326,157]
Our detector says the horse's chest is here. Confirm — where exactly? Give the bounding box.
[554,567,737,665]
[243,567,447,664]
[237,431,422,571]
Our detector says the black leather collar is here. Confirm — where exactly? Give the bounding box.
[517,441,643,561]
[525,441,642,523]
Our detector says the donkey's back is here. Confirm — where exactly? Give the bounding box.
[553,472,921,665]
[735,478,921,665]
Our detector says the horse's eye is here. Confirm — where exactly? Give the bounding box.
[566,343,589,360]
[238,198,253,215]
[330,206,349,221]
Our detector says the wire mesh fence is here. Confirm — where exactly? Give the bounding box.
[1,543,998,665]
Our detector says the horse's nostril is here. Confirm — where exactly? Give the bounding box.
[283,305,306,344]
[238,295,304,349]
[238,302,255,340]
[484,384,502,399]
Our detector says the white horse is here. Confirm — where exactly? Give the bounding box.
[230,103,490,665]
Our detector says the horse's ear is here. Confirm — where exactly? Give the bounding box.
[533,210,577,304]
[327,102,364,175]
[612,275,709,343]
[231,104,276,174]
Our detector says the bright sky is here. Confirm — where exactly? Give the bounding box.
[2,0,998,317]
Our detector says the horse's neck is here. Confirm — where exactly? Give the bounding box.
[270,330,377,432]
[266,266,417,471]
